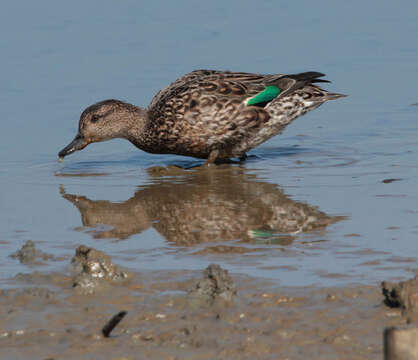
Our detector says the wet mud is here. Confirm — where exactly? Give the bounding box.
[382,275,418,322]
[2,245,413,360]
[10,240,55,265]
[71,245,130,294]
[189,264,236,304]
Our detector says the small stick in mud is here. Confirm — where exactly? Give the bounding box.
[102,311,127,338]
[382,178,402,184]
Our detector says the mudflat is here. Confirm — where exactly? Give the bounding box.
[1,244,410,360]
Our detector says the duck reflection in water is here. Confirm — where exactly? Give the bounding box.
[60,166,343,245]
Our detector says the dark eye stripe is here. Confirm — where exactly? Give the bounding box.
[91,109,116,123]
[91,114,100,123]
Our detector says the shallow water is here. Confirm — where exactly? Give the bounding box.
[1,0,418,287]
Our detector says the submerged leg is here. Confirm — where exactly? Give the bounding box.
[203,150,219,166]
[239,153,247,162]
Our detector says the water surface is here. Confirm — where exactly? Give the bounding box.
[1,0,417,286]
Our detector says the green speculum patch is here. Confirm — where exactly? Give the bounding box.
[246,85,281,106]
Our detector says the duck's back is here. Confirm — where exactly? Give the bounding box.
[141,70,344,160]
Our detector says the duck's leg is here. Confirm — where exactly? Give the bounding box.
[203,150,219,166]
[239,153,247,162]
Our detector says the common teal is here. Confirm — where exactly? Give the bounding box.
[58,70,346,163]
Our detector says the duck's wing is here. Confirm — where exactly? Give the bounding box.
[146,70,275,155]
[147,69,268,112]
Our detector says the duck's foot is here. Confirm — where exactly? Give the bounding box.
[202,150,248,166]
[203,150,219,166]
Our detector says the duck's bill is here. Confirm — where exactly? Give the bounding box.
[58,134,89,161]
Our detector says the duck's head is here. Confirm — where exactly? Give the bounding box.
[58,99,144,161]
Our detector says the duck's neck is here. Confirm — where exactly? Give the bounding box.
[123,105,152,149]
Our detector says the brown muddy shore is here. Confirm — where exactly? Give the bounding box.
[2,244,416,360]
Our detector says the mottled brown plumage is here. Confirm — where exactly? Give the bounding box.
[59,69,346,163]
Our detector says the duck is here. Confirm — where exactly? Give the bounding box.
[58,69,346,164]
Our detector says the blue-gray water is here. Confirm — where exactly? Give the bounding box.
[1,0,417,286]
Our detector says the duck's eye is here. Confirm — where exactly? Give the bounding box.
[91,114,100,123]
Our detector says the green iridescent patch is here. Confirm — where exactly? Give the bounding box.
[246,85,281,106]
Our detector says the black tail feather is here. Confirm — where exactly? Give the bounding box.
[286,72,331,84]
[311,79,331,84]
[266,72,333,100]
[286,71,326,81]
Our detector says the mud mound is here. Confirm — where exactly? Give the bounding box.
[382,275,418,321]
[189,264,236,304]
[10,240,54,265]
[71,245,129,293]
